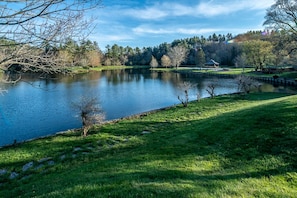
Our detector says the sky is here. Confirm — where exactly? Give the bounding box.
[91,0,276,50]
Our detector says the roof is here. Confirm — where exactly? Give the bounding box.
[205,59,219,66]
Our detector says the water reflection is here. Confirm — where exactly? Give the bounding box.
[0,69,295,147]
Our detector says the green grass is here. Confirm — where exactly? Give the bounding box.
[247,71,297,79]
[173,66,297,80]
[70,65,149,73]
[193,67,254,75]
[0,92,297,197]
[152,67,255,76]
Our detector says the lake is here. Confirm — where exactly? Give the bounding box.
[0,69,294,146]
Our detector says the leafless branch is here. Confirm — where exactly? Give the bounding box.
[177,81,196,107]
[236,75,261,94]
[0,0,102,78]
[168,45,188,68]
[72,96,105,136]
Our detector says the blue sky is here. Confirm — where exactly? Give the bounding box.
[91,0,275,49]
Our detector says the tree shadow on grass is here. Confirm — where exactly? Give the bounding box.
[0,92,297,197]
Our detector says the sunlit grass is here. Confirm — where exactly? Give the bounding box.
[0,92,297,197]
[157,66,297,80]
[69,65,150,73]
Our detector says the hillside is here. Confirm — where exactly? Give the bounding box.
[0,92,297,197]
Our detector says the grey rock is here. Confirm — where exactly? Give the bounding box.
[22,161,34,172]
[87,146,94,150]
[9,172,19,179]
[73,147,82,152]
[141,130,151,134]
[0,169,7,176]
[38,157,52,163]
[60,154,66,160]
[47,161,55,166]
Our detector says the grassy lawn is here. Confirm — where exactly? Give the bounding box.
[155,66,297,80]
[152,67,258,76]
[193,67,297,80]
[192,67,254,75]
[248,71,297,79]
[0,92,297,197]
[70,66,150,73]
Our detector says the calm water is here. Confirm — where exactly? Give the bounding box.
[0,69,294,146]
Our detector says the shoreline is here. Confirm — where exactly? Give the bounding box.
[0,92,243,149]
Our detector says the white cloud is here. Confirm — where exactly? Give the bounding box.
[90,0,275,48]
[90,34,134,48]
[123,0,275,20]
[133,25,221,35]
[133,26,171,34]
[124,4,168,20]
[176,28,221,35]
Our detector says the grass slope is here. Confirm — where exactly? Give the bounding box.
[0,92,297,197]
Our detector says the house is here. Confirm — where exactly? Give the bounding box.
[205,59,220,67]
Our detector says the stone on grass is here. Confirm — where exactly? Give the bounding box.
[0,169,7,176]
[47,161,55,166]
[141,130,151,135]
[73,147,82,152]
[60,154,66,160]
[9,172,19,179]
[87,146,94,150]
[38,157,53,163]
[22,162,34,172]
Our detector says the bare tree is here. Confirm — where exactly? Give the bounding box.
[264,0,297,36]
[177,81,196,107]
[150,55,158,68]
[236,75,261,94]
[234,54,247,72]
[264,0,297,55]
[0,0,102,81]
[206,84,216,98]
[160,54,171,68]
[205,79,218,98]
[72,97,105,137]
[168,45,188,68]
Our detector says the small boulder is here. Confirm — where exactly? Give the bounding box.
[9,172,19,179]
[38,157,52,163]
[0,169,7,176]
[22,162,34,172]
[60,155,66,160]
[47,161,55,166]
[73,147,82,152]
[141,130,151,135]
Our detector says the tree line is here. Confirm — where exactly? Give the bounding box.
[2,29,297,74]
[38,30,297,72]
[1,0,297,77]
